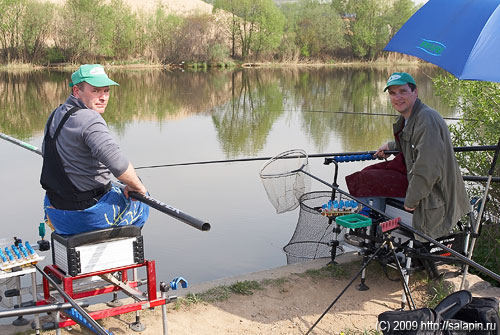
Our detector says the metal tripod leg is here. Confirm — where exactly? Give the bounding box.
[357,225,371,291]
[387,240,416,310]
[305,240,388,335]
[357,201,374,291]
[130,268,146,332]
[400,240,414,310]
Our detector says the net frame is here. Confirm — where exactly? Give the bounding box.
[283,191,364,264]
[260,149,310,214]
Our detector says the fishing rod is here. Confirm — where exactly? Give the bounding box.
[133,145,497,170]
[0,132,210,232]
[303,109,477,121]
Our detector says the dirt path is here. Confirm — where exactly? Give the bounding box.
[2,255,499,335]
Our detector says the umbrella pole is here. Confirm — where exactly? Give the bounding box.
[460,136,500,289]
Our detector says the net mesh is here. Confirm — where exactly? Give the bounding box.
[259,149,310,214]
[283,191,359,264]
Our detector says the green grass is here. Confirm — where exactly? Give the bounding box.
[298,262,355,280]
[176,280,264,307]
[228,280,262,295]
[198,286,232,302]
[173,292,204,309]
[423,277,454,309]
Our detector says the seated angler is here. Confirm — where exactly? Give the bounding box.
[40,64,149,235]
[347,72,469,240]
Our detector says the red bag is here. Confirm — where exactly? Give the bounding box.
[345,153,408,198]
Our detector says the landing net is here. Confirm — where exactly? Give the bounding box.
[283,191,343,263]
[259,149,310,214]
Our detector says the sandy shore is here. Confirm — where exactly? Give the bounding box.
[1,251,499,335]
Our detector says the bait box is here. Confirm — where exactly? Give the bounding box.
[335,213,372,228]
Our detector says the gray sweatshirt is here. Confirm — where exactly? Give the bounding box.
[42,94,129,191]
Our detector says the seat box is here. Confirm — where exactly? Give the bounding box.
[385,198,413,227]
[51,226,144,276]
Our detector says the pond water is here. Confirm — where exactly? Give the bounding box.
[0,66,456,285]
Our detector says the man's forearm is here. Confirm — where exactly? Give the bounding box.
[117,162,146,193]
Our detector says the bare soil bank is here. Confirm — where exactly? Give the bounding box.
[2,253,499,335]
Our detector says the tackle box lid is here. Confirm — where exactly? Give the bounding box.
[52,226,142,248]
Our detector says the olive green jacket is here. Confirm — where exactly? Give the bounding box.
[388,99,470,239]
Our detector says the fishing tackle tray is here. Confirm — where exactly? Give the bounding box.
[51,226,144,276]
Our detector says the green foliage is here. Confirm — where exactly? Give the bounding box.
[44,47,65,64]
[198,286,232,302]
[20,0,55,63]
[0,0,55,63]
[54,0,114,62]
[288,0,346,60]
[425,278,454,309]
[387,0,417,38]
[334,0,391,59]
[214,0,285,60]
[107,0,139,60]
[228,280,262,295]
[146,6,184,63]
[432,75,499,204]
[433,74,500,286]
[0,0,26,61]
[0,0,419,64]
[173,292,204,309]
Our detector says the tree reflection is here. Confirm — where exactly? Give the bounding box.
[1,67,454,155]
[211,69,284,156]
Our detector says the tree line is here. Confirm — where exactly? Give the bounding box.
[0,0,418,65]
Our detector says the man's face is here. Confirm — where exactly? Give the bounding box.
[73,82,110,114]
[387,84,418,117]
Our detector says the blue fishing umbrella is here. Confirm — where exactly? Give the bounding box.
[384,0,500,83]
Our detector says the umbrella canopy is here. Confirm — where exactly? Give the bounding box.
[384,0,500,83]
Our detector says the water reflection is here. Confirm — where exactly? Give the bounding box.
[1,66,453,150]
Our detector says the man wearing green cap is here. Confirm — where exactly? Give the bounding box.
[374,72,469,240]
[40,64,149,235]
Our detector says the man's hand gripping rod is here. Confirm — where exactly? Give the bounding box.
[0,132,210,231]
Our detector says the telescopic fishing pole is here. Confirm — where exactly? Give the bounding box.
[133,145,497,170]
[0,132,210,232]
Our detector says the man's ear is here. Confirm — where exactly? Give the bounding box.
[72,85,80,98]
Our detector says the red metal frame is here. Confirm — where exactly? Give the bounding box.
[39,260,165,329]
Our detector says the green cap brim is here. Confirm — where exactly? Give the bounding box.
[69,77,119,87]
[384,80,411,91]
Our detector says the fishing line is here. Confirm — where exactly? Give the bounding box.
[301,110,476,121]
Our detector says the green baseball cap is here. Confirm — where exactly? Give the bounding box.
[384,72,416,91]
[69,64,119,87]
